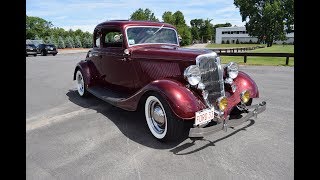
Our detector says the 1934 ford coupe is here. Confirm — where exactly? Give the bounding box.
[73,20,266,141]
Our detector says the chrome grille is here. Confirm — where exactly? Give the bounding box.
[196,52,225,108]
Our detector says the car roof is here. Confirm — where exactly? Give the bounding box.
[96,20,176,29]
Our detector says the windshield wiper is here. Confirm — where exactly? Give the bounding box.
[153,24,164,35]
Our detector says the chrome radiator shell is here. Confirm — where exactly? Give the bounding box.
[196,52,225,108]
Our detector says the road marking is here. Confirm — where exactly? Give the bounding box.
[26,106,99,132]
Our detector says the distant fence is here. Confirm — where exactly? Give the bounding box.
[217,52,294,65]
[209,46,265,53]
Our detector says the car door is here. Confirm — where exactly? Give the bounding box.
[99,26,138,93]
[89,28,105,83]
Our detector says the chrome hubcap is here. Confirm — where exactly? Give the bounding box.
[149,101,166,134]
[76,71,84,95]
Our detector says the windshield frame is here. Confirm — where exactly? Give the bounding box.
[125,25,180,47]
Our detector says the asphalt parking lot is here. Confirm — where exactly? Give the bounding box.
[26,53,294,179]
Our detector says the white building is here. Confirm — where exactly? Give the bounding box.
[215,26,294,44]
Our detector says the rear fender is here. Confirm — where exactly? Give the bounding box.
[73,60,99,87]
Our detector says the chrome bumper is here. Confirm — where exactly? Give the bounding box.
[189,101,266,138]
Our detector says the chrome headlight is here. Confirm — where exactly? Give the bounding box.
[184,65,201,86]
[226,62,239,79]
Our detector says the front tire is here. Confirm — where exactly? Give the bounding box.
[41,50,47,56]
[145,93,184,142]
[76,69,88,97]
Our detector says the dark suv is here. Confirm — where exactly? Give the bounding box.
[37,44,58,56]
[26,44,37,57]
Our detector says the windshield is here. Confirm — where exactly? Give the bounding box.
[26,44,36,48]
[46,45,55,48]
[126,26,178,46]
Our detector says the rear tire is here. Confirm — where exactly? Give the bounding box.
[34,54,37,57]
[144,93,185,142]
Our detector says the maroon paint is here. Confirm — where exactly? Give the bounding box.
[224,71,259,117]
[74,60,100,87]
[103,79,207,120]
[74,20,260,121]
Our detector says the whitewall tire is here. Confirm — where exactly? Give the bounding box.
[144,93,185,141]
[76,70,87,97]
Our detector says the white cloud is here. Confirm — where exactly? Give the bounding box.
[27,0,244,29]
[215,5,239,15]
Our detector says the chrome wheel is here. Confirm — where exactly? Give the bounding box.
[76,70,85,96]
[145,96,168,139]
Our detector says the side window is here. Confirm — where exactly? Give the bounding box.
[94,29,101,48]
[96,37,100,48]
[102,29,123,48]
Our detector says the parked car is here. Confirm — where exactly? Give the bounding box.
[73,20,266,142]
[37,44,58,56]
[26,44,37,57]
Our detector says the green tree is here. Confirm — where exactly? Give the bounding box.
[34,35,41,40]
[172,11,186,26]
[50,35,58,47]
[82,37,92,48]
[172,11,192,46]
[190,19,204,41]
[26,16,53,39]
[234,0,293,47]
[74,36,82,48]
[57,36,66,49]
[130,8,159,21]
[44,36,54,44]
[161,10,192,46]
[65,36,74,48]
[199,19,214,43]
[162,11,175,25]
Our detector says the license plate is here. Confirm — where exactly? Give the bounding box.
[195,107,215,126]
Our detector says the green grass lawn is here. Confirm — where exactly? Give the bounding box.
[220,56,294,66]
[206,44,264,48]
[220,44,294,66]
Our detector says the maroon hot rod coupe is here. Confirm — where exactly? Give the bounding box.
[73,20,266,141]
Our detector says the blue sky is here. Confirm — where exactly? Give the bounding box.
[26,0,245,33]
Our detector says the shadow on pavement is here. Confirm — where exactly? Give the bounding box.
[67,90,256,153]
[66,90,188,149]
